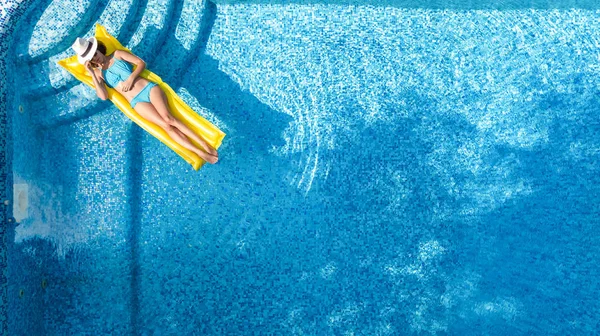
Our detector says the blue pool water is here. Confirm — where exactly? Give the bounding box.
[2,0,600,335]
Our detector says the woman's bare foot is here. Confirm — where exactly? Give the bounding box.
[207,146,218,157]
[195,143,217,159]
[196,149,218,164]
[207,154,218,164]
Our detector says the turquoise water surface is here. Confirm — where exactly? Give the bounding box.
[4,0,600,335]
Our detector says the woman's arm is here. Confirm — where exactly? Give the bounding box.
[86,62,108,100]
[115,50,146,92]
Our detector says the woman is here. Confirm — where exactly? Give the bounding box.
[71,37,219,164]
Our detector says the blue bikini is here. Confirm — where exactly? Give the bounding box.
[102,56,157,108]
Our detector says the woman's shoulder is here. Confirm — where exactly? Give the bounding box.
[112,50,131,60]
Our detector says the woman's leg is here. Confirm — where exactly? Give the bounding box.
[134,101,218,164]
[149,86,218,157]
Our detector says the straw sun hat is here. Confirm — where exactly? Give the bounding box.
[71,37,98,64]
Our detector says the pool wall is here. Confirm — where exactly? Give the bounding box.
[1,0,48,334]
[2,2,17,334]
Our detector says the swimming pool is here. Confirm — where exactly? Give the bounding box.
[2,0,600,334]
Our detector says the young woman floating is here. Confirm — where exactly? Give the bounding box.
[71,37,219,164]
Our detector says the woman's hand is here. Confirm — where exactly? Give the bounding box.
[122,77,135,92]
[84,61,94,74]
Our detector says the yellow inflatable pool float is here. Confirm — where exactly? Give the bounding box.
[57,24,225,170]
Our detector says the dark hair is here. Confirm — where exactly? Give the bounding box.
[97,41,107,55]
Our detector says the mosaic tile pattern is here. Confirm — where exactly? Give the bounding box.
[211,0,600,9]
[152,0,213,82]
[139,4,598,334]
[19,109,136,335]
[0,0,137,334]
[3,0,600,335]
[1,1,42,334]
[127,0,174,62]
[25,0,96,58]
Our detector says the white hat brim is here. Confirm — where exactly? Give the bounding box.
[77,37,98,64]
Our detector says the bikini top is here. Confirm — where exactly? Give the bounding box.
[101,56,132,88]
